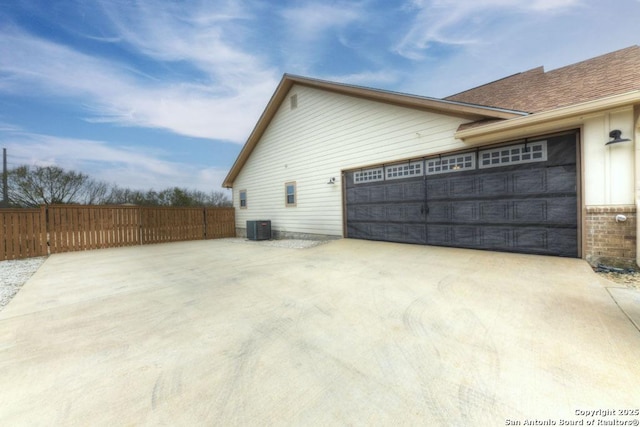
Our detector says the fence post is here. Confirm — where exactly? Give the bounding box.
[203,207,207,239]
[138,206,143,246]
[40,205,48,256]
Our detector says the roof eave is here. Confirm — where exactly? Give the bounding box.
[222,77,296,188]
[455,90,640,144]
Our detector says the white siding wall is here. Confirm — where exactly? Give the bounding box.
[232,85,471,236]
[583,108,635,206]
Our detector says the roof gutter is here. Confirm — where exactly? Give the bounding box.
[455,90,640,144]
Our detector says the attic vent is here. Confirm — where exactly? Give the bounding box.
[290,94,298,110]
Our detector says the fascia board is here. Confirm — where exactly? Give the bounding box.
[455,91,640,144]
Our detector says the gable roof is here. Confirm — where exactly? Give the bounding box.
[222,74,525,188]
[445,45,640,113]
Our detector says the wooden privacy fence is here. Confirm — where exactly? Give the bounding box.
[0,209,48,260]
[1,205,235,261]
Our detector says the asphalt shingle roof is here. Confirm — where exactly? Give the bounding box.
[445,46,640,113]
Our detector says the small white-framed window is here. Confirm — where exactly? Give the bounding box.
[479,141,547,169]
[285,182,296,207]
[354,167,384,184]
[385,162,424,180]
[239,190,247,209]
[426,153,475,175]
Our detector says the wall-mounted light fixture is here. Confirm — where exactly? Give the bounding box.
[616,214,627,222]
[327,177,336,184]
[606,130,631,145]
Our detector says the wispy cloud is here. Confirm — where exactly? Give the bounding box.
[3,130,229,191]
[0,1,279,144]
[278,1,368,73]
[280,2,364,38]
[396,0,582,60]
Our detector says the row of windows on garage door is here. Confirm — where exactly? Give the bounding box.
[344,131,579,257]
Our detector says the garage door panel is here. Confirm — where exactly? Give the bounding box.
[385,183,405,201]
[547,139,577,166]
[347,187,371,204]
[480,227,512,248]
[348,205,385,221]
[346,188,358,203]
[404,182,424,199]
[451,226,478,246]
[479,202,509,222]
[426,203,449,222]
[370,223,387,239]
[386,224,404,241]
[387,204,424,222]
[546,198,577,223]
[514,228,547,250]
[406,224,427,244]
[513,200,547,222]
[513,170,546,193]
[479,174,510,196]
[451,202,478,222]
[348,221,426,244]
[545,228,578,256]
[427,176,477,199]
[426,225,449,245]
[547,165,577,192]
[449,177,477,198]
[428,225,479,246]
[404,204,424,222]
[370,186,386,203]
[386,205,404,221]
[426,179,449,198]
[347,222,369,239]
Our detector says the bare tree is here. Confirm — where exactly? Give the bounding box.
[8,164,232,208]
[8,165,101,207]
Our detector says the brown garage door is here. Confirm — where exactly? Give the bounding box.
[345,132,578,257]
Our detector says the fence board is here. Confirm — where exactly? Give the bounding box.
[140,207,205,244]
[47,205,142,254]
[0,209,47,260]
[205,208,236,239]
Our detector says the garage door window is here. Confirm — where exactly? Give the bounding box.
[354,167,384,183]
[426,153,475,175]
[479,141,547,169]
[386,162,423,180]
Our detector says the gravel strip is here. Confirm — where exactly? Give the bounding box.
[0,257,47,312]
[597,271,640,290]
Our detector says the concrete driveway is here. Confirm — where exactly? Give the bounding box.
[1,239,639,426]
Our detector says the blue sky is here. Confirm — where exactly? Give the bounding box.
[1,0,639,193]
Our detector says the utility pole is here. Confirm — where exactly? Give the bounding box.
[2,148,7,208]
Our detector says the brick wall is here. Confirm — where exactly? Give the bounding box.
[585,206,637,268]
